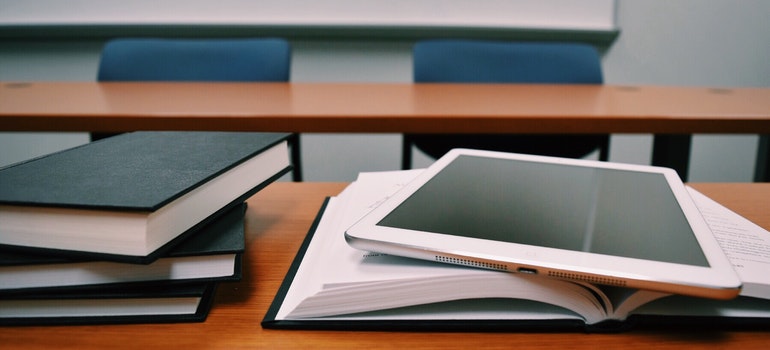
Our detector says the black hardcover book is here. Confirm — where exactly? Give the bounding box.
[0,281,218,326]
[0,131,291,263]
[0,203,246,294]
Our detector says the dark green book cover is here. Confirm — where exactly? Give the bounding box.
[0,281,219,326]
[0,131,291,263]
[0,203,246,293]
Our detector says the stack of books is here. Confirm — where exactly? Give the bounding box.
[0,131,292,325]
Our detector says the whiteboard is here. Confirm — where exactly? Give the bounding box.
[0,0,616,31]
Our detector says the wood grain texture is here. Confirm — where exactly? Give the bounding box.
[2,82,769,134]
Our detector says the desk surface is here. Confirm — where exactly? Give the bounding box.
[1,182,769,349]
[2,82,770,133]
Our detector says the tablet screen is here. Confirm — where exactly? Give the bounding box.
[377,155,709,267]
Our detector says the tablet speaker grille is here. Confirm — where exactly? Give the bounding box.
[435,255,509,271]
[548,271,627,287]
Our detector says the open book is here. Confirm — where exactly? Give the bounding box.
[263,170,770,331]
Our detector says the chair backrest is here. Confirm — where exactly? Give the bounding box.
[94,37,301,181]
[403,39,608,168]
[97,38,291,82]
[413,40,603,84]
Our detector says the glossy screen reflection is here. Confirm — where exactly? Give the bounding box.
[377,155,709,267]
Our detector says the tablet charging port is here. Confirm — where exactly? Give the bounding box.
[517,267,538,275]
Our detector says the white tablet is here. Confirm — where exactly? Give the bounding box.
[345,149,742,300]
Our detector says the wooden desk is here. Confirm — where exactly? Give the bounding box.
[2,82,769,180]
[1,182,769,349]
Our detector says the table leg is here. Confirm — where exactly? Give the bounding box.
[755,134,769,182]
[652,134,692,181]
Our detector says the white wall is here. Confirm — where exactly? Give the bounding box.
[1,0,769,182]
[604,0,770,182]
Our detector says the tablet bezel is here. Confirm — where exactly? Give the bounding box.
[345,149,741,300]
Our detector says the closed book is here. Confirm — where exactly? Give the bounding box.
[0,203,246,293]
[0,131,291,263]
[0,281,218,326]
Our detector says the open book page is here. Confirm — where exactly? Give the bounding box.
[273,171,770,325]
[619,187,770,319]
[276,170,616,324]
[601,286,669,320]
[687,187,770,299]
[274,171,428,319]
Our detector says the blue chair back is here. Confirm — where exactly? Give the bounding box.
[403,40,608,169]
[413,40,602,84]
[97,38,290,82]
[95,37,301,180]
